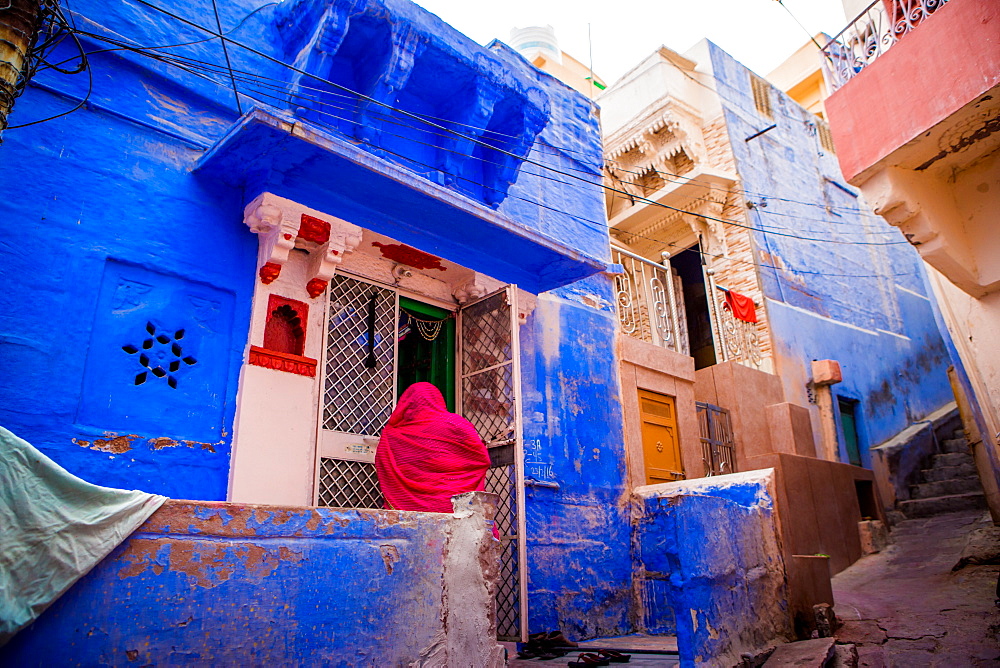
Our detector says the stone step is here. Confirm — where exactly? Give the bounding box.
[910,477,982,499]
[922,462,978,482]
[940,437,970,454]
[899,492,987,519]
[762,637,835,667]
[932,452,975,468]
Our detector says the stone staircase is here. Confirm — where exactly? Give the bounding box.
[898,429,987,519]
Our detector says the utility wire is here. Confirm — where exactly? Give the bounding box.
[20,1,912,259]
[118,0,897,245]
[88,42,892,238]
[69,16,908,248]
[66,4,879,224]
[773,0,825,50]
[5,0,92,130]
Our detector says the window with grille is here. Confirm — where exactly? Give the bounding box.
[750,75,773,118]
[314,277,527,640]
[817,119,836,154]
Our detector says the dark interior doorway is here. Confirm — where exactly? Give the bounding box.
[396,297,456,411]
[671,243,717,370]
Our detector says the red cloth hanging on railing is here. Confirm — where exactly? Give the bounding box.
[722,288,757,324]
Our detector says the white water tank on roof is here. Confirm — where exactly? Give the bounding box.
[509,25,563,65]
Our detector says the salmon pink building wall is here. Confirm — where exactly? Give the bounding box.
[825,0,1000,183]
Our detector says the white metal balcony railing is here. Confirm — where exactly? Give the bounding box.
[821,0,950,91]
[612,245,764,368]
[705,273,764,369]
[612,246,689,355]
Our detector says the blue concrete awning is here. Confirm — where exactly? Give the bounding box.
[196,108,608,294]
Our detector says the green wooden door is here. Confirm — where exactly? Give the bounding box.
[396,297,455,411]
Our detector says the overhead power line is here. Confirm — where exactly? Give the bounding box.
[13,0,914,274]
[58,3,878,227]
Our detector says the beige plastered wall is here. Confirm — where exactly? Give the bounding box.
[702,116,775,368]
[926,265,1000,519]
[617,334,701,487]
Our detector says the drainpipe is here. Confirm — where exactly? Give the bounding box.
[0,0,42,135]
[811,359,843,462]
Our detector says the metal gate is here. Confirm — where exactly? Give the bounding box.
[315,275,527,640]
[457,286,527,642]
[315,273,397,508]
[696,401,736,476]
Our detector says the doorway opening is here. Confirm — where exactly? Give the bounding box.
[317,275,528,641]
[838,397,862,467]
[397,297,456,411]
[671,243,717,370]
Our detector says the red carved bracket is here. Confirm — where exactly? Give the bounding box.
[298,214,331,244]
[259,262,282,284]
[306,278,327,298]
[248,346,317,377]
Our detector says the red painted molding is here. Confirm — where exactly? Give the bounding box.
[259,262,282,284]
[248,346,317,377]
[371,241,446,271]
[267,294,309,320]
[298,214,331,244]
[306,278,327,298]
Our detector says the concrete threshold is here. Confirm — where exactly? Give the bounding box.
[507,634,680,666]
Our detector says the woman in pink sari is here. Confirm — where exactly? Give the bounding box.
[375,382,491,513]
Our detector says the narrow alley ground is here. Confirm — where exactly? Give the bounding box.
[831,509,1000,666]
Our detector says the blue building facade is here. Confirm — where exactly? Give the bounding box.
[1,0,632,640]
[704,42,955,464]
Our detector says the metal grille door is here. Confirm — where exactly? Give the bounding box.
[316,273,397,508]
[323,274,397,434]
[458,287,527,642]
[317,458,384,509]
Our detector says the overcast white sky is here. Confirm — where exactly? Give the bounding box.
[411,0,851,84]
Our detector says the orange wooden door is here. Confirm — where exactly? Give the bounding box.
[639,389,684,484]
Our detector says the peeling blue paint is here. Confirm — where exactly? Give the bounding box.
[633,473,791,666]
[0,502,470,665]
[519,276,632,638]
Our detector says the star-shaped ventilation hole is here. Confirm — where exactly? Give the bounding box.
[122,322,197,389]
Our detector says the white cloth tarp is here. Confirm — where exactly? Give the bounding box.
[0,426,166,645]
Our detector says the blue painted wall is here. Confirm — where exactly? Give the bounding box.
[1,0,631,639]
[0,499,494,665]
[0,0,607,487]
[0,12,256,497]
[633,473,792,666]
[520,275,632,638]
[706,43,954,453]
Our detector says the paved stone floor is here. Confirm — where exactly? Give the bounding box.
[831,509,1000,667]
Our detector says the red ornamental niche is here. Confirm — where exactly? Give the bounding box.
[298,214,331,244]
[371,241,446,271]
[263,295,308,356]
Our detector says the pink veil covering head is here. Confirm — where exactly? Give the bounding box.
[375,382,490,513]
